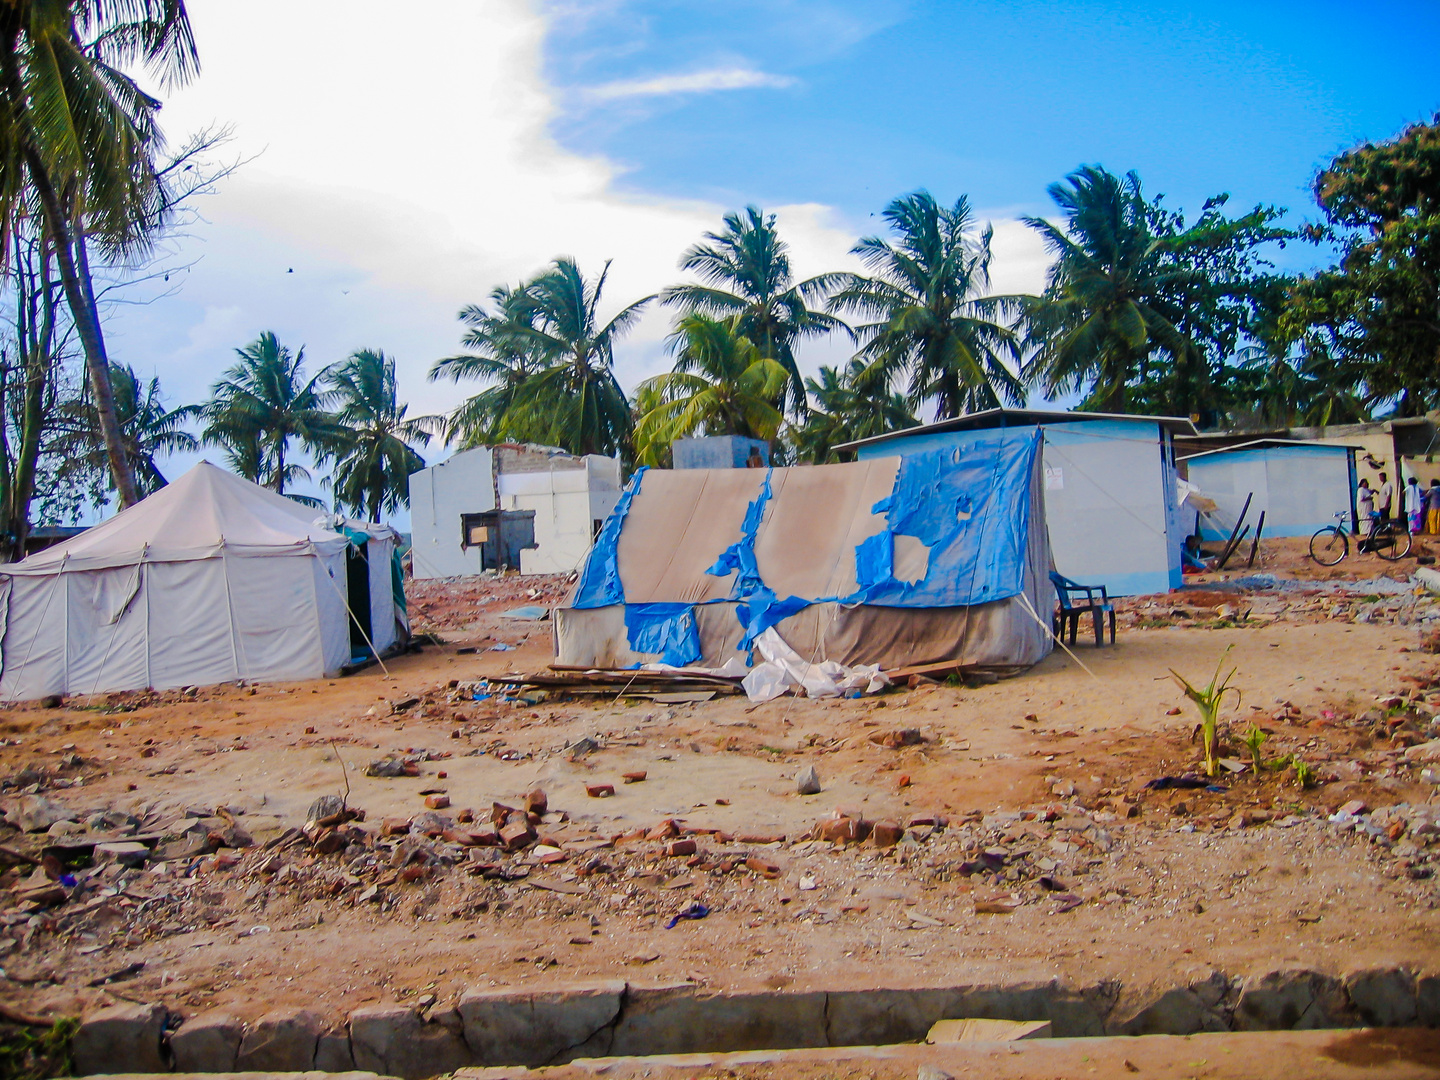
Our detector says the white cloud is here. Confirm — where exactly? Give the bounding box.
[108,0,1051,521]
[584,66,797,101]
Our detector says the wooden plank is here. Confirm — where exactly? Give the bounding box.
[1246,511,1267,568]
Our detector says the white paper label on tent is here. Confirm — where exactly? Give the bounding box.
[1044,466,1065,491]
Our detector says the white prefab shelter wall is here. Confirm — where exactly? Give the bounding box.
[407,448,619,579]
[1186,444,1357,539]
[408,447,495,579]
[0,462,356,702]
[855,419,1183,596]
[502,458,622,575]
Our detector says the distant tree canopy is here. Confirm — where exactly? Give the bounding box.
[1284,114,1440,416]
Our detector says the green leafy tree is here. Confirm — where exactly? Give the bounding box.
[325,349,439,522]
[633,314,789,467]
[202,332,342,496]
[1023,166,1288,420]
[791,359,918,464]
[496,257,651,457]
[1284,116,1440,415]
[829,191,1023,419]
[660,207,846,416]
[54,362,197,498]
[429,284,553,448]
[0,0,200,507]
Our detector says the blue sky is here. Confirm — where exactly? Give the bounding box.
[93,0,1440,522]
[546,0,1438,262]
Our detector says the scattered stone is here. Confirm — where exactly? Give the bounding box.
[871,821,904,847]
[525,789,548,815]
[11,794,75,832]
[366,756,418,778]
[424,794,451,810]
[306,794,346,824]
[795,765,822,795]
[93,840,151,868]
[917,1067,954,1080]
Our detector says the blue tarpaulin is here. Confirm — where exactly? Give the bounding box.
[623,603,702,667]
[572,466,645,609]
[570,429,1040,661]
[848,430,1039,607]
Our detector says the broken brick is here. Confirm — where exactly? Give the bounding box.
[424,794,451,810]
[586,784,615,798]
[871,820,904,847]
[665,838,697,857]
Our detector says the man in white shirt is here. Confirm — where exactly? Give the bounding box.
[1377,472,1395,525]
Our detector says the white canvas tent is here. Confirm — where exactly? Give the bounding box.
[0,462,367,701]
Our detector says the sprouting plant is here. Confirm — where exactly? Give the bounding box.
[1241,724,1268,771]
[1171,646,1242,778]
[1292,758,1315,789]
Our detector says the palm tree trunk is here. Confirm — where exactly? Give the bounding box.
[26,154,140,508]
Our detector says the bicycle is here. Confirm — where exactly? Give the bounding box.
[1309,511,1412,566]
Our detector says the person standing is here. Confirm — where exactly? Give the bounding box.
[1427,480,1440,535]
[1377,472,1394,526]
[1357,478,1376,532]
[1406,475,1424,534]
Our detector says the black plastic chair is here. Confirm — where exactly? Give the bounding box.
[1049,571,1115,646]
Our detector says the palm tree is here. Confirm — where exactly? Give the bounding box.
[500,257,651,457]
[660,207,847,416]
[325,349,440,521]
[633,315,789,467]
[202,332,342,496]
[791,359,918,464]
[1021,167,1193,413]
[53,363,198,498]
[829,191,1023,419]
[0,1,200,508]
[428,284,553,448]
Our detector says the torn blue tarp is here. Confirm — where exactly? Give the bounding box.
[624,602,702,667]
[573,467,646,609]
[705,468,772,600]
[735,591,811,649]
[850,429,1040,607]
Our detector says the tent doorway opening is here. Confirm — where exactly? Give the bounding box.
[346,544,373,655]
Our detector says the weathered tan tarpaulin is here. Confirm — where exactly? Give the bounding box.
[556,430,1054,676]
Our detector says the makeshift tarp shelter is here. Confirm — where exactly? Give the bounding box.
[555,429,1053,674]
[0,462,382,701]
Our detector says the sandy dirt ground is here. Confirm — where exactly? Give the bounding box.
[1,542,1439,1045]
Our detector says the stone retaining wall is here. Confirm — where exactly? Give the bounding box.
[67,966,1440,1078]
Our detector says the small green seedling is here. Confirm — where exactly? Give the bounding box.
[1292,758,1315,789]
[1241,724,1268,771]
[1171,647,1242,778]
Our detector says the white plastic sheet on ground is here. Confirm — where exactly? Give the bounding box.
[740,627,890,703]
[644,637,889,703]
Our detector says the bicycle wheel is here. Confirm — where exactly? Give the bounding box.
[1377,523,1413,561]
[1309,526,1348,566]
